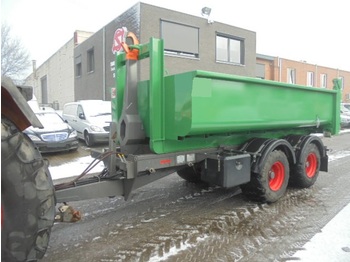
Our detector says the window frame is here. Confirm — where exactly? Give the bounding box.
[320,73,327,88]
[75,55,82,77]
[215,34,245,65]
[307,71,314,87]
[41,75,48,104]
[287,68,296,84]
[87,48,95,73]
[160,20,199,58]
[338,76,344,91]
[76,62,82,77]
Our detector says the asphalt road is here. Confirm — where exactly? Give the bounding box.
[42,133,350,262]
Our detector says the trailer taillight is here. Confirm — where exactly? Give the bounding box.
[160,159,171,165]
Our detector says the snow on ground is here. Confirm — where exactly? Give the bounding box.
[48,130,350,261]
[149,236,208,262]
[49,155,104,180]
[49,153,350,261]
[292,203,350,261]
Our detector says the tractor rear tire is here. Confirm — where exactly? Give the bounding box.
[1,117,56,261]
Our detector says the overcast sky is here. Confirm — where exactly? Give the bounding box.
[2,0,349,72]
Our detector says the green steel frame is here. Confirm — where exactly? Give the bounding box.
[114,37,341,154]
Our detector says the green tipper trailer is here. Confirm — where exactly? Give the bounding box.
[55,35,341,204]
[138,70,340,154]
[2,34,342,262]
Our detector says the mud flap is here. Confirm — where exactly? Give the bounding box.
[320,154,328,172]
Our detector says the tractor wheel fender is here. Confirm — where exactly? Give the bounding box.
[1,77,42,131]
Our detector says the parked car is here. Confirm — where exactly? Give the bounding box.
[340,104,350,128]
[342,102,350,111]
[62,100,111,146]
[24,111,79,153]
[341,114,350,128]
[39,106,56,112]
[341,103,350,116]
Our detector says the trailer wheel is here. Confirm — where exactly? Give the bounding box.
[241,150,289,203]
[177,164,202,183]
[1,118,56,261]
[290,143,320,188]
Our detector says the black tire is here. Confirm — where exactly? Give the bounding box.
[289,143,320,188]
[1,118,56,261]
[84,131,94,147]
[241,150,290,203]
[177,164,202,183]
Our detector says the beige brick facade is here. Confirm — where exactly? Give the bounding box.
[257,55,350,102]
[25,30,93,109]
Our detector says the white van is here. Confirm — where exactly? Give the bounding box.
[62,100,111,146]
[341,103,350,116]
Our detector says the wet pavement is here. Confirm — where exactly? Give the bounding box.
[42,141,98,167]
[42,133,350,262]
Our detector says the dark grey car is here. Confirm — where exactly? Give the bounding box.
[24,111,79,153]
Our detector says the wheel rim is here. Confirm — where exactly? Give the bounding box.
[268,161,285,191]
[305,153,318,178]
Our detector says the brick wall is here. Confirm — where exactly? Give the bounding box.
[257,56,350,102]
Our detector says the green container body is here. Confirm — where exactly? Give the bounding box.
[114,38,340,154]
[138,71,340,154]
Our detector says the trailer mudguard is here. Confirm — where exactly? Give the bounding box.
[240,137,296,174]
[285,135,328,172]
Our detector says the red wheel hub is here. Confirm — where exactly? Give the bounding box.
[268,161,285,191]
[305,153,318,178]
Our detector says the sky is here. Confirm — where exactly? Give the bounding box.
[1,0,349,72]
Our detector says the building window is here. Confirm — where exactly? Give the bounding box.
[161,20,199,58]
[320,74,327,88]
[75,55,82,77]
[216,35,244,65]
[41,76,48,104]
[256,63,265,79]
[287,68,296,84]
[338,76,344,90]
[307,71,314,87]
[87,48,94,73]
[76,63,82,77]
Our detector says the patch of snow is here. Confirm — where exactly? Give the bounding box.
[46,132,350,262]
[49,156,104,180]
[149,235,208,262]
[292,203,350,261]
[141,217,159,223]
[328,151,350,162]
[92,236,102,241]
